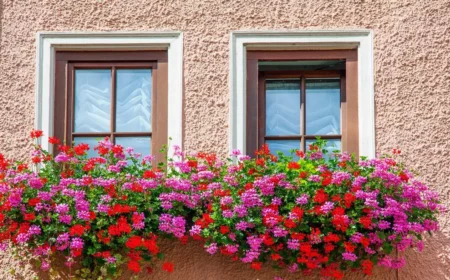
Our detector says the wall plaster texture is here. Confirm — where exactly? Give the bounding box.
[0,0,449,279]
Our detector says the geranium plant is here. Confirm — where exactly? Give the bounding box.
[0,131,180,279]
[0,131,443,280]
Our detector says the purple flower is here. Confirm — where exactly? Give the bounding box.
[287,239,299,250]
[230,149,241,156]
[206,243,218,255]
[271,197,282,205]
[77,210,90,221]
[308,175,321,183]
[234,205,248,218]
[198,171,215,180]
[378,220,391,230]
[288,263,298,273]
[41,261,50,271]
[28,225,41,236]
[54,153,71,163]
[247,235,263,251]
[8,189,23,207]
[236,221,250,231]
[159,214,186,238]
[37,191,52,201]
[225,244,239,254]
[16,233,30,243]
[189,225,201,236]
[309,152,323,160]
[272,226,288,237]
[220,196,233,205]
[70,237,84,249]
[241,189,263,208]
[97,204,109,213]
[332,171,351,185]
[239,155,251,161]
[342,252,357,261]
[320,201,334,214]
[222,210,234,218]
[59,214,72,224]
[296,194,309,205]
[0,242,8,251]
[106,257,116,264]
[379,256,406,269]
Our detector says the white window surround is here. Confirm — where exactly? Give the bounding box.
[35,31,183,156]
[229,30,375,158]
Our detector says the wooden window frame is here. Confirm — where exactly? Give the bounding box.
[246,50,359,157]
[54,51,168,163]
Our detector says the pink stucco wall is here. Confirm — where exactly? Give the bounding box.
[0,0,449,279]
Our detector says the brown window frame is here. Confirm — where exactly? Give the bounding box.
[54,51,168,163]
[246,50,359,157]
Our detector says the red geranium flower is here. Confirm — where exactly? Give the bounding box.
[344,193,356,208]
[24,213,36,222]
[313,189,328,204]
[251,262,262,270]
[127,260,141,273]
[271,253,281,261]
[362,259,374,275]
[220,225,230,234]
[162,262,174,273]
[287,162,300,169]
[126,236,143,249]
[359,216,372,229]
[27,197,41,207]
[73,143,90,156]
[295,150,305,158]
[143,170,157,179]
[69,224,85,236]
[48,137,60,145]
[30,130,43,139]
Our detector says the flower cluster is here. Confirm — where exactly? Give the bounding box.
[0,132,180,278]
[181,141,443,279]
[0,131,443,279]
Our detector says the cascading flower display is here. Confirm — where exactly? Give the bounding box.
[180,141,444,279]
[0,132,185,279]
[0,131,443,279]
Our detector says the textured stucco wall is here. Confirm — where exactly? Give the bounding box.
[0,0,449,279]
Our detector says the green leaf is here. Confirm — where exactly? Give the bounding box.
[382,242,393,254]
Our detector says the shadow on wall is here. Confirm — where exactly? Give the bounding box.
[400,230,450,280]
[2,232,449,280]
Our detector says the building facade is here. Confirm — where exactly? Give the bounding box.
[0,0,449,279]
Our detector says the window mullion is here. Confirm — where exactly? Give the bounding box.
[301,76,306,151]
[111,66,116,144]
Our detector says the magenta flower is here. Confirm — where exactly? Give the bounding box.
[342,252,357,261]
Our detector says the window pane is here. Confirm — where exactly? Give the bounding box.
[116,69,152,132]
[115,137,151,157]
[305,79,341,135]
[73,137,102,158]
[266,140,300,157]
[306,139,341,156]
[265,79,301,136]
[74,69,111,132]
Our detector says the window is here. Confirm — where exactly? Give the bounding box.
[54,51,168,162]
[246,50,359,157]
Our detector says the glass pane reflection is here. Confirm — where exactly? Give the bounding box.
[116,69,152,132]
[266,140,300,158]
[74,69,111,132]
[305,79,340,135]
[265,80,301,136]
[115,137,151,158]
